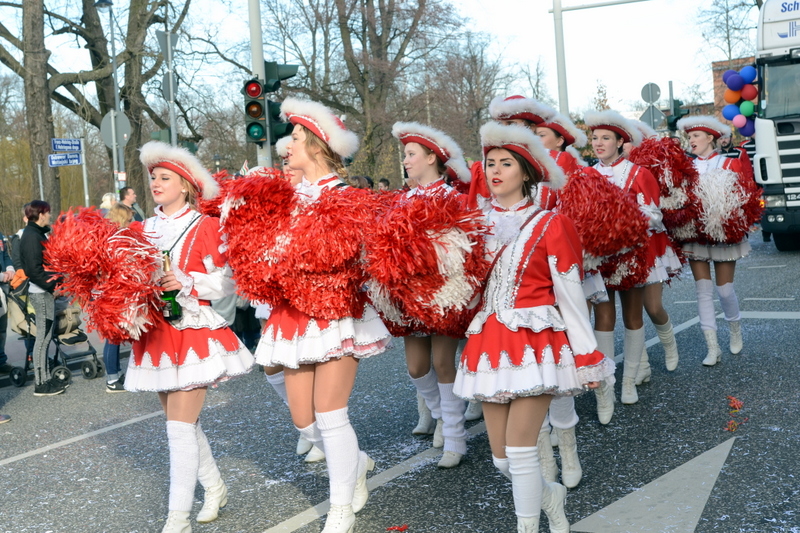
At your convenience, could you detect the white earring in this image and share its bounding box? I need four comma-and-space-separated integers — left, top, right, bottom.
181, 189, 187, 193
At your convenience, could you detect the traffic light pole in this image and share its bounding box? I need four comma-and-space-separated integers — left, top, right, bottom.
248, 0, 271, 168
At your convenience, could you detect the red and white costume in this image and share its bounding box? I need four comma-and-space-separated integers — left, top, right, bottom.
681, 153, 753, 262
125, 205, 254, 392
254, 174, 392, 368
455, 122, 613, 403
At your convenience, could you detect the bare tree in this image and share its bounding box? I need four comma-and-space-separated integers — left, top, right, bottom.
521, 57, 555, 107
593, 80, 610, 111
697, 0, 759, 63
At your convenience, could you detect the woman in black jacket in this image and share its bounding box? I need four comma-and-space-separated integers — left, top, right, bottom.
19, 200, 64, 397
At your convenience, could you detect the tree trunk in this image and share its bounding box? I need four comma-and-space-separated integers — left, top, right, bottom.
23, 0, 60, 212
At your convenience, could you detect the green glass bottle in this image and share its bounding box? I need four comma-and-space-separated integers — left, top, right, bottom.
161, 251, 182, 321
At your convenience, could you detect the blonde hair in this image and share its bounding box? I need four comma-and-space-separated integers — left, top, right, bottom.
300, 124, 349, 179
107, 203, 133, 228
180, 177, 198, 209
100, 193, 116, 209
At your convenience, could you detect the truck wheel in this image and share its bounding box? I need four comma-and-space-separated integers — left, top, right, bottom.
773, 233, 800, 252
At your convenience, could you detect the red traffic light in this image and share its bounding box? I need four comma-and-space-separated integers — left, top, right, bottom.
245, 80, 263, 98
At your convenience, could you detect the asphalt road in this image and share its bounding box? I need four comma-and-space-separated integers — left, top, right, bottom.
1, 236, 798, 533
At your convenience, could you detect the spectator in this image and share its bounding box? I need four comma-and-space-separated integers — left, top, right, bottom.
0, 230, 15, 374
119, 186, 146, 221
19, 200, 65, 397
102, 203, 133, 393
363, 175, 374, 189
9, 204, 35, 358
378, 178, 391, 192
99, 193, 116, 216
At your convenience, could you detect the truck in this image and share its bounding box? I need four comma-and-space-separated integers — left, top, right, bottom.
754, 0, 800, 251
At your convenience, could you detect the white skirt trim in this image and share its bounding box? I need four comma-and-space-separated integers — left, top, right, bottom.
682, 240, 751, 262
467, 305, 566, 336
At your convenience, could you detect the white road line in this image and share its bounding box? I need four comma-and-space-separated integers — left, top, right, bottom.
747, 264, 786, 269
263, 422, 487, 533
0, 410, 164, 467
742, 297, 795, 301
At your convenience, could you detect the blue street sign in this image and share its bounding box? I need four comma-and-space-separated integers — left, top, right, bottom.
47, 152, 82, 167
51, 138, 82, 152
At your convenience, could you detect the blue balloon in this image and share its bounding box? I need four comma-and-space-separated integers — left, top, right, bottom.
722, 104, 741, 120
727, 73, 745, 91
722, 69, 738, 84
739, 65, 757, 84
739, 119, 755, 137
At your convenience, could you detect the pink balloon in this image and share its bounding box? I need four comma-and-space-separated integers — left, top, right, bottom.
732, 114, 747, 128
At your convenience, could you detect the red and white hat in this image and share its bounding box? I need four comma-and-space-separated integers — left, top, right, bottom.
140, 141, 219, 200
540, 113, 587, 148
676, 115, 731, 140
280, 97, 359, 158
275, 135, 291, 159
630, 120, 658, 144
488, 95, 556, 126
584, 109, 642, 146
480, 122, 566, 190
392, 122, 471, 183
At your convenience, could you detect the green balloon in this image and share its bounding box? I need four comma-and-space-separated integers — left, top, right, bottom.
739, 100, 754, 117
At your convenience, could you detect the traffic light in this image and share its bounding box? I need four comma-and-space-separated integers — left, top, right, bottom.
264, 61, 299, 93
243, 79, 267, 144
667, 99, 689, 131
267, 100, 292, 145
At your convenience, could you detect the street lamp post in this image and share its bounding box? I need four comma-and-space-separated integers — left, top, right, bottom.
213, 154, 221, 174
95, 0, 124, 195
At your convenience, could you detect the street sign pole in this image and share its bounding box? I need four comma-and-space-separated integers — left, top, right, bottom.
81, 137, 90, 207
249, 0, 270, 168
37, 164, 43, 200
167, 32, 177, 146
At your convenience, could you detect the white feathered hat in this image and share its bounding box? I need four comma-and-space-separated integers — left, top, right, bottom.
676, 115, 731, 140
480, 122, 566, 190
630, 120, 658, 144
392, 122, 471, 183
584, 109, 642, 146
488, 95, 556, 125
280, 97, 359, 158
275, 135, 291, 159
140, 141, 218, 200
540, 113, 588, 148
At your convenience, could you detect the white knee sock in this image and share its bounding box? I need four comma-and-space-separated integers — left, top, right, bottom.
622, 327, 645, 380
548, 396, 578, 430
594, 330, 615, 361
166, 420, 199, 512
696, 279, 717, 331
196, 422, 222, 489
506, 446, 543, 519
265, 370, 289, 406
411, 369, 441, 419
296, 421, 325, 454
493, 455, 511, 480
316, 408, 360, 506
716, 283, 741, 322
438, 382, 467, 455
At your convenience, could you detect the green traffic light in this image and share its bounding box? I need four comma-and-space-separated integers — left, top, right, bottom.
247, 122, 265, 140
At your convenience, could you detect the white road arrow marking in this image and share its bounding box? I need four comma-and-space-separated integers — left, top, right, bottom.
570, 437, 736, 533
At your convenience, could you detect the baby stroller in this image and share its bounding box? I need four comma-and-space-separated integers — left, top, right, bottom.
6, 280, 101, 388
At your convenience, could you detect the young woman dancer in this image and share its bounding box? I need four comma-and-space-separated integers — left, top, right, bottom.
124, 141, 255, 532
250, 98, 392, 533
677, 116, 755, 365
455, 122, 612, 533
391, 121, 472, 468
585, 110, 667, 406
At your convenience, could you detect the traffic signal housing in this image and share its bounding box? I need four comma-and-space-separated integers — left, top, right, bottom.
667, 99, 689, 131
244, 79, 267, 144
267, 100, 292, 145
264, 61, 299, 93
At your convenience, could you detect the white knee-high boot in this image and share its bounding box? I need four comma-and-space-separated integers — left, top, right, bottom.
163, 421, 199, 533
195, 423, 227, 523
696, 279, 717, 331
593, 330, 616, 424
717, 282, 742, 354
411, 370, 440, 435
537, 418, 557, 483
437, 382, 467, 467
654, 319, 680, 371
265, 370, 289, 405
493, 455, 511, 480
635, 345, 651, 385
621, 327, 645, 405
506, 446, 542, 522
316, 408, 359, 507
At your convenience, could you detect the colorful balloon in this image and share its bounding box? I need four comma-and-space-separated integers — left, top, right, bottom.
722, 69, 738, 84
732, 114, 747, 128
724, 89, 742, 104
739, 100, 755, 117
740, 66, 757, 84
740, 119, 756, 137
722, 104, 741, 120
741, 84, 758, 101
727, 74, 745, 91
